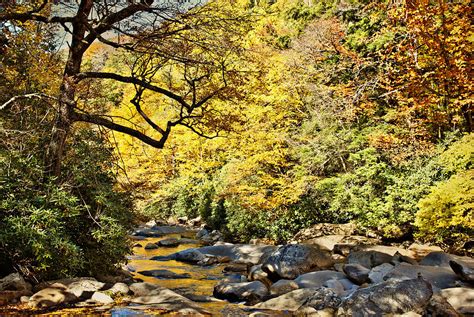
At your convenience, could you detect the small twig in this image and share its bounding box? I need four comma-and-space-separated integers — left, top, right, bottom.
0, 93, 57, 110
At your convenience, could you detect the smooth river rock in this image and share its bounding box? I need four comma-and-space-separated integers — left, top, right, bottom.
384, 263, 460, 290
261, 244, 333, 280
213, 281, 268, 304
293, 271, 347, 289
439, 287, 474, 315
346, 250, 393, 269
338, 277, 433, 316
137, 269, 191, 279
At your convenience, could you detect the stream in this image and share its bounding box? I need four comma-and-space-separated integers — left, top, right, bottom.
117, 230, 244, 316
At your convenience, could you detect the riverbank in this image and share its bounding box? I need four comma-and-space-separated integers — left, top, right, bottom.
1, 222, 473, 316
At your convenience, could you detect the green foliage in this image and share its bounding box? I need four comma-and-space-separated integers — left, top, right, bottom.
0, 129, 134, 280
415, 170, 474, 245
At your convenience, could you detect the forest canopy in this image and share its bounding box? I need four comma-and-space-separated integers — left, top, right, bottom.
0, 0, 472, 280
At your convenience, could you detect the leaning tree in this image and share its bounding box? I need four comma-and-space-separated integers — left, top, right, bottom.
0, 0, 247, 177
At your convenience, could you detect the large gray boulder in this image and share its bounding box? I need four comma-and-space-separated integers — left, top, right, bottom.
346, 250, 393, 269
254, 288, 339, 312
129, 282, 162, 296
338, 277, 433, 316
449, 259, 474, 283
384, 263, 460, 290
368, 263, 395, 284
261, 244, 333, 280
213, 281, 268, 304
131, 286, 208, 315
420, 251, 474, 268
66, 279, 105, 298
293, 271, 347, 289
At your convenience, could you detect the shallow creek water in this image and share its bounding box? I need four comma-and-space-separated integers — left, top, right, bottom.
118, 232, 243, 316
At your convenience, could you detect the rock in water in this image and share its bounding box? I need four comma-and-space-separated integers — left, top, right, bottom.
269, 279, 299, 296
158, 238, 180, 247
138, 269, 191, 279
213, 281, 268, 304
144, 242, 159, 250
261, 244, 333, 280
338, 277, 433, 316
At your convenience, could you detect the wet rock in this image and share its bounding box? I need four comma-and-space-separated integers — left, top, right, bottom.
29, 283, 78, 308
132, 228, 163, 237
384, 263, 460, 290
346, 250, 394, 269
154, 244, 276, 265
107, 282, 129, 295
224, 263, 250, 273
343, 263, 370, 285
214, 281, 268, 304
254, 288, 332, 312
131, 286, 208, 315
261, 244, 333, 280
196, 228, 209, 239
292, 223, 357, 242
338, 277, 433, 316
66, 279, 105, 298
248, 265, 271, 287
0, 273, 32, 292
157, 238, 180, 247
368, 263, 394, 284
144, 242, 159, 250
129, 282, 162, 296
221, 274, 248, 284
138, 269, 191, 279
439, 287, 474, 315
269, 279, 299, 296
449, 259, 474, 282
178, 238, 201, 245
133, 243, 142, 248
90, 291, 114, 304
293, 271, 346, 289
150, 225, 187, 235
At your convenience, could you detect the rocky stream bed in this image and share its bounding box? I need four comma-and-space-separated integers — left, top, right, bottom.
0, 222, 473, 316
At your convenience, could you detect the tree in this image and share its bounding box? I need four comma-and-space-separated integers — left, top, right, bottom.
0, 0, 247, 177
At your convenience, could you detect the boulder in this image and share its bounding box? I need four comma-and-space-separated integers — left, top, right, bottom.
439, 287, 474, 315
0, 290, 32, 305
107, 282, 129, 295
248, 265, 271, 287
213, 281, 268, 304
137, 269, 191, 279
144, 242, 159, 250
384, 263, 460, 290
391, 251, 418, 265
420, 251, 474, 268
346, 250, 393, 269
294, 271, 347, 289
343, 264, 370, 285
299, 287, 342, 310
254, 288, 335, 312
131, 286, 207, 315
0, 273, 32, 292
90, 291, 114, 304
29, 283, 78, 308
368, 263, 395, 284
158, 238, 180, 247
338, 277, 433, 316
66, 279, 105, 298
129, 282, 162, 296
295, 307, 335, 317
449, 260, 474, 283
425, 294, 460, 317
261, 244, 333, 280
292, 223, 357, 242
223, 263, 250, 273
269, 279, 299, 296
